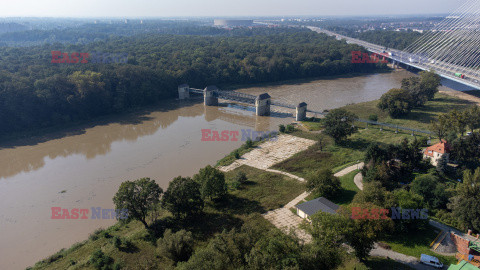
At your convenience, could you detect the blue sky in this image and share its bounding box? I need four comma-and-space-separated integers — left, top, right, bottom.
0, 0, 468, 17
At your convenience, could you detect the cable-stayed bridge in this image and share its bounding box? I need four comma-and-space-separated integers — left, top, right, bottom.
308, 0, 480, 90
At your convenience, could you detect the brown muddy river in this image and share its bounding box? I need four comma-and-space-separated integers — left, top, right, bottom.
0, 70, 446, 269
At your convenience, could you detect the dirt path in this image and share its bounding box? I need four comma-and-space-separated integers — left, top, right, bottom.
354, 172, 364, 190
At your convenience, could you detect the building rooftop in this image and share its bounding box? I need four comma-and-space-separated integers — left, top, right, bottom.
256, 93, 271, 100
448, 260, 480, 270
424, 139, 451, 157
296, 197, 339, 216
204, 85, 219, 91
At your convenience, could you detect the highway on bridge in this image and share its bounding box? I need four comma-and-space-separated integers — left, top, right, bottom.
307, 26, 480, 90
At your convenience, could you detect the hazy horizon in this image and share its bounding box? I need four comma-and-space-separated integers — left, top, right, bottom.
0, 0, 467, 17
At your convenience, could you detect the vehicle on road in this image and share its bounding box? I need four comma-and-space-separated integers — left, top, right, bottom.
420, 254, 444, 268
455, 73, 466, 79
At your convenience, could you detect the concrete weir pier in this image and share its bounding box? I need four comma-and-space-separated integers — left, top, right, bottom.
178, 84, 190, 100
255, 93, 271, 116
204, 85, 219, 106
296, 102, 307, 121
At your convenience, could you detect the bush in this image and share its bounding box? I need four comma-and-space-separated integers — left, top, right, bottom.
245, 139, 254, 148
157, 229, 194, 263
368, 114, 378, 122
89, 228, 105, 241
113, 236, 122, 249
279, 124, 286, 133
89, 249, 114, 270
234, 150, 240, 159
285, 124, 295, 133
234, 171, 248, 184
229, 179, 241, 190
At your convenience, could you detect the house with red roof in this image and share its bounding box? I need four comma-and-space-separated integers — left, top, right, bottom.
424, 140, 451, 166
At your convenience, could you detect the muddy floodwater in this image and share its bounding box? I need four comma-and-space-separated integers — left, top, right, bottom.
0, 70, 437, 269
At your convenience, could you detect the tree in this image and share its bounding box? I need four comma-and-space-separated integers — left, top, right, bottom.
193, 165, 227, 200
353, 181, 395, 208
465, 105, 480, 133
113, 177, 163, 228
308, 211, 348, 247
448, 109, 468, 136
411, 174, 449, 209
157, 229, 194, 263
162, 176, 203, 219
323, 108, 358, 143
393, 189, 428, 232
436, 154, 448, 174
430, 114, 450, 140
450, 132, 480, 169
450, 168, 480, 232
401, 77, 426, 107
246, 230, 301, 269
306, 169, 341, 199
309, 206, 391, 262
419, 70, 441, 100
377, 88, 413, 118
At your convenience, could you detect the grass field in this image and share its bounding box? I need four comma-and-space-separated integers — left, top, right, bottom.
30, 166, 305, 270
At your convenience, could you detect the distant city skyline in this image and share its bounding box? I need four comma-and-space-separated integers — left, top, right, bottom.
0, 0, 468, 17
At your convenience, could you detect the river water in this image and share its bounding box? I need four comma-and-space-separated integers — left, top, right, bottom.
0, 70, 442, 269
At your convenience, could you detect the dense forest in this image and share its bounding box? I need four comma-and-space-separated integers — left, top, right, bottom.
0, 27, 383, 138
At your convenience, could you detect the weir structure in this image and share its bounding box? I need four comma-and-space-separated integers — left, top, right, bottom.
177, 84, 307, 120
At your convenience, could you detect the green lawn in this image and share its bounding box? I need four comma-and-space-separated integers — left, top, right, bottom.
380, 225, 457, 266
225, 165, 306, 211
301, 119, 324, 131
